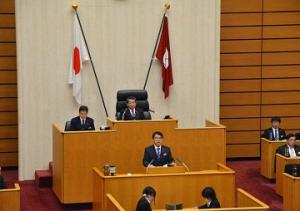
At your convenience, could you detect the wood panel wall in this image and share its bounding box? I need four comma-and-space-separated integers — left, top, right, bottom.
221, 0, 300, 158
0, 0, 17, 166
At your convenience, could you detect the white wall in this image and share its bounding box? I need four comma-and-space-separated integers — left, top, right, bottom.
16, 0, 220, 180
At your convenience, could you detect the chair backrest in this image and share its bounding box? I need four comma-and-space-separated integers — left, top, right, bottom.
64, 121, 72, 131
116, 89, 151, 120
295, 133, 300, 140
284, 164, 300, 177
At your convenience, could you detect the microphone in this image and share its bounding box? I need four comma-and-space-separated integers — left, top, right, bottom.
176, 158, 190, 172
146, 159, 154, 173
121, 108, 128, 120
149, 108, 171, 119
147, 159, 154, 167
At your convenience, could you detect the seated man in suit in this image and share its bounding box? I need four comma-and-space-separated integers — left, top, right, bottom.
143, 131, 175, 167
119, 96, 145, 120
261, 116, 286, 141
135, 186, 156, 211
70, 105, 95, 131
276, 133, 300, 157
198, 187, 221, 209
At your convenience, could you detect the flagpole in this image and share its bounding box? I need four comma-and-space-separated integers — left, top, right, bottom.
143, 4, 170, 90
72, 4, 109, 118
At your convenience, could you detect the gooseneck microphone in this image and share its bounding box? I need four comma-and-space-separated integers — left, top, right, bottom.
147, 159, 154, 167
146, 159, 155, 173
121, 108, 128, 120
176, 158, 190, 172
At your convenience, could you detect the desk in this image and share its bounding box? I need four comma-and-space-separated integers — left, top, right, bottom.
105, 188, 269, 211
0, 183, 20, 211
93, 163, 235, 211
153, 189, 269, 211
260, 138, 287, 179
283, 173, 300, 211
53, 118, 226, 203
275, 154, 300, 196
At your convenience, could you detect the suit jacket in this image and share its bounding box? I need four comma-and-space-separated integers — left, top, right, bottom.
261, 128, 286, 140
118, 107, 145, 120
198, 199, 221, 209
135, 196, 152, 211
70, 116, 95, 131
0, 175, 5, 189
143, 145, 174, 167
276, 144, 300, 157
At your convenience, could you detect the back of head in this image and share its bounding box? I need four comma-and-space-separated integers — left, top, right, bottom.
202, 187, 217, 200
143, 186, 156, 198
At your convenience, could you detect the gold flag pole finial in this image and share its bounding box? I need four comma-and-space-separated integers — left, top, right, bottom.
164, 3, 170, 12
72, 4, 78, 11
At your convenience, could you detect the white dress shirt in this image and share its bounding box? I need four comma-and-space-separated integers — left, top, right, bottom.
288, 145, 297, 158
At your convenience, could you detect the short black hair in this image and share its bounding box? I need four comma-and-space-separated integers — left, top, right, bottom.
202, 187, 217, 200
271, 116, 281, 123
286, 134, 296, 140
143, 186, 156, 198
126, 96, 136, 103
79, 105, 88, 113
152, 131, 164, 139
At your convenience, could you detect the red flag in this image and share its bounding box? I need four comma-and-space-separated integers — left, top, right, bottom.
155, 14, 173, 98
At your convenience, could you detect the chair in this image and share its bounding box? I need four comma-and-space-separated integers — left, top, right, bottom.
116, 89, 151, 120
285, 164, 300, 177
64, 121, 72, 131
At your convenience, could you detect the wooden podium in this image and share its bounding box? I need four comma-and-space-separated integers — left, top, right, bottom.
260, 138, 287, 179
146, 166, 186, 174
283, 173, 300, 211
52, 118, 226, 203
93, 163, 235, 211
275, 154, 300, 196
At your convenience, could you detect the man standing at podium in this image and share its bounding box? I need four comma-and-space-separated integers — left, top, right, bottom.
261, 116, 286, 141
70, 105, 95, 131
143, 131, 175, 167
119, 96, 145, 120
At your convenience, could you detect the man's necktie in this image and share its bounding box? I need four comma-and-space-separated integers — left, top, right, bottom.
156, 148, 161, 159
131, 109, 136, 118
275, 129, 279, 140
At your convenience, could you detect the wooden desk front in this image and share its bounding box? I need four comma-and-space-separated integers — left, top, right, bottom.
0, 183, 20, 211
275, 154, 300, 196
260, 138, 287, 179
153, 189, 269, 211
53, 119, 226, 203
93, 163, 235, 211
283, 173, 300, 211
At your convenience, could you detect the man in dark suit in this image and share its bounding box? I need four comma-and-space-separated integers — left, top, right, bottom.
135, 186, 156, 211
118, 96, 145, 120
70, 105, 95, 131
143, 131, 175, 167
261, 116, 286, 141
198, 187, 221, 209
276, 134, 300, 158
